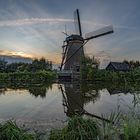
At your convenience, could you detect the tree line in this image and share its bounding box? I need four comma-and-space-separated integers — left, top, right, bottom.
123, 60, 140, 69
0, 57, 52, 73
81, 56, 140, 81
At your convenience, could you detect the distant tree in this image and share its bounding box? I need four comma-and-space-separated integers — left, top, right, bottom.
123, 60, 140, 69
0, 57, 53, 73
6, 63, 18, 72
123, 60, 129, 65
28, 57, 52, 72
135, 60, 140, 68
81, 55, 100, 79
46, 60, 52, 70
6, 62, 28, 72
82, 56, 99, 69
0, 59, 7, 72
17, 63, 29, 72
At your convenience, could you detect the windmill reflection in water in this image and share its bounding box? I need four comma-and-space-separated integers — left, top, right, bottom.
59, 82, 111, 123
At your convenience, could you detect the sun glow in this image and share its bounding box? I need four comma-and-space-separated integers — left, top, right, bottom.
10, 51, 33, 58
0, 49, 62, 64
0, 50, 33, 58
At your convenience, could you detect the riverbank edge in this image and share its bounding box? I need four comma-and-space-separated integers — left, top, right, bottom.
0, 114, 140, 140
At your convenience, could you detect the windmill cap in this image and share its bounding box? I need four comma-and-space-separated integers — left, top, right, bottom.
66, 34, 84, 42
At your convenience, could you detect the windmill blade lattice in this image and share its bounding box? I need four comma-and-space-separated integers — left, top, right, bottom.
85, 25, 113, 40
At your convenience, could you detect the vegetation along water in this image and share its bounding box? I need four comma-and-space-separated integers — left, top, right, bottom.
0, 58, 140, 139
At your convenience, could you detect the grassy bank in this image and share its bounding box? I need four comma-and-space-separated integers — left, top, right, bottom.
49, 116, 99, 140
82, 69, 140, 83
0, 121, 36, 140
49, 114, 140, 140
1, 114, 140, 140
0, 70, 56, 84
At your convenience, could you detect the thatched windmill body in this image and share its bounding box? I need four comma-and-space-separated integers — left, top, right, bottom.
60, 9, 114, 73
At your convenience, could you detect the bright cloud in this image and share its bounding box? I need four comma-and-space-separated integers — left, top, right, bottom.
0, 18, 73, 27
0, 49, 33, 58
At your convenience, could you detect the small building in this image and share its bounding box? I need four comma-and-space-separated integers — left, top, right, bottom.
106, 62, 130, 72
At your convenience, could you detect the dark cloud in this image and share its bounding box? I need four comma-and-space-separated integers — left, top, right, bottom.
0, 54, 32, 63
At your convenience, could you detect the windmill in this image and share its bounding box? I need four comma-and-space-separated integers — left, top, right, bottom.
60, 9, 114, 73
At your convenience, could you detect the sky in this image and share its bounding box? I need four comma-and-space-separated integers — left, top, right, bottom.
0, 0, 140, 66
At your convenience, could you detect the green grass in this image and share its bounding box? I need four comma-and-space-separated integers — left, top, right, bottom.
0, 70, 56, 84
0, 121, 36, 140
49, 116, 100, 140
99, 113, 140, 140
0, 115, 140, 140
49, 114, 140, 140
122, 115, 140, 140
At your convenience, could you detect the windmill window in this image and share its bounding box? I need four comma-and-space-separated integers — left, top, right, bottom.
70, 66, 73, 70
76, 66, 80, 72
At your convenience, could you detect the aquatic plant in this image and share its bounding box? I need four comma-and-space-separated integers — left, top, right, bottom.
0, 121, 36, 140
49, 116, 100, 140
121, 115, 140, 140
99, 112, 140, 140
0, 115, 140, 140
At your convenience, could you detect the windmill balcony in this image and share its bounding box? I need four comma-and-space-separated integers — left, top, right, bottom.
57, 70, 80, 81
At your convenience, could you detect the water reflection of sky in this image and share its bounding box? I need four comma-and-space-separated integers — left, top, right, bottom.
85, 89, 139, 115
0, 85, 67, 130
0, 83, 139, 131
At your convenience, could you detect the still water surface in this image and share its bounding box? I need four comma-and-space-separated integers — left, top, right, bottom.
0, 82, 139, 131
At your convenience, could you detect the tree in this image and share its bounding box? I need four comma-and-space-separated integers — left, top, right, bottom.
0, 57, 53, 73
123, 60, 140, 69
0, 59, 7, 72
6, 62, 29, 72
28, 57, 52, 72
81, 55, 100, 80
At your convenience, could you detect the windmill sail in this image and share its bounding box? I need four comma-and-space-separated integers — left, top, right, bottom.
74, 9, 82, 36
85, 25, 113, 40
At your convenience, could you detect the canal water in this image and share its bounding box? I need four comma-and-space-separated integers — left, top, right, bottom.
0, 82, 140, 131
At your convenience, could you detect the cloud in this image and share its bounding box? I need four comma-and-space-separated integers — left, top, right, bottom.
0, 16, 137, 32
0, 50, 5, 53
0, 49, 62, 64
94, 50, 111, 58
0, 18, 73, 27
